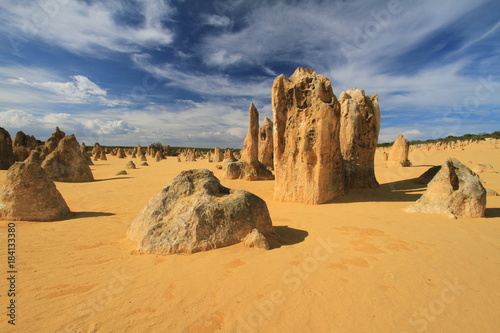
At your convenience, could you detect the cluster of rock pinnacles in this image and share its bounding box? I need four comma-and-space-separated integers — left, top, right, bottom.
0, 67, 489, 255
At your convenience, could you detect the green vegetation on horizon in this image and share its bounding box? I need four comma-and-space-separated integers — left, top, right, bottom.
377, 131, 500, 148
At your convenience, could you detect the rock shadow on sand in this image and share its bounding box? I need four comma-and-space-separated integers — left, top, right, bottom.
67, 212, 116, 220
485, 208, 500, 218
269, 226, 308, 249
333, 178, 424, 203
94, 177, 133, 182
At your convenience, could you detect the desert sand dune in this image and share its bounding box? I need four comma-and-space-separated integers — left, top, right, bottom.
0, 141, 499, 333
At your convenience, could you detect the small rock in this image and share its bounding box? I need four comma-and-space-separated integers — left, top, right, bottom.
472, 164, 496, 173
126, 161, 136, 169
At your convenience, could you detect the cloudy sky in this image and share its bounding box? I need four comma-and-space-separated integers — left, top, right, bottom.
0, 0, 498, 147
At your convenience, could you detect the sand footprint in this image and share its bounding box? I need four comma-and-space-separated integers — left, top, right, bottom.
164, 283, 176, 299
329, 257, 370, 270
224, 258, 246, 275
189, 311, 225, 333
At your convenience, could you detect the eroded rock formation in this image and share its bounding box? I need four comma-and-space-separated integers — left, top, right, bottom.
339, 88, 380, 189
387, 134, 410, 167
272, 67, 346, 204
406, 158, 486, 218
44, 127, 66, 154
258, 117, 274, 169
0, 150, 71, 221
41, 135, 94, 182
0, 127, 14, 170
128, 169, 275, 254
13, 131, 38, 162
224, 103, 274, 181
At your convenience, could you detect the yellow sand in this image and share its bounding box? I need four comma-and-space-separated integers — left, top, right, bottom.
1, 141, 499, 333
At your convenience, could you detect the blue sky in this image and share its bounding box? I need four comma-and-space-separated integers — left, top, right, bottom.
0, 0, 498, 148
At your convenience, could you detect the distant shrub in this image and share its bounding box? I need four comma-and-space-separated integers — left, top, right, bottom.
379, 131, 499, 147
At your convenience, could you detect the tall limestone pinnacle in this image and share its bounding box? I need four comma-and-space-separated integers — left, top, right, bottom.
258, 117, 274, 169
272, 67, 346, 204
339, 88, 380, 189
239, 102, 259, 163
223, 103, 274, 181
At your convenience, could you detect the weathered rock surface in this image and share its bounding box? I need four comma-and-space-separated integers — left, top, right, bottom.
155, 151, 165, 161
224, 103, 274, 181
44, 127, 66, 154
91, 142, 102, 155
223, 149, 237, 164
258, 117, 274, 169
41, 135, 94, 182
406, 158, 486, 218
116, 170, 127, 176
126, 161, 136, 169
0, 150, 71, 221
486, 188, 498, 196
12, 131, 38, 162
387, 134, 410, 167
240, 103, 260, 162
272, 67, 346, 204
100, 151, 107, 161
224, 161, 275, 181
213, 147, 224, 162
0, 127, 14, 170
117, 148, 126, 159
339, 88, 380, 189
128, 169, 275, 254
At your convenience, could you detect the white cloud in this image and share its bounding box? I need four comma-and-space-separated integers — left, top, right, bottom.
199, 0, 488, 70
203, 14, 232, 28
0, 98, 257, 148
7, 75, 129, 106
195, 0, 498, 113
0, 0, 174, 55
403, 129, 423, 138
205, 50, 243, 67
132, 53, 272, 98
0, 108, 137, 145
85, 119, 138, 136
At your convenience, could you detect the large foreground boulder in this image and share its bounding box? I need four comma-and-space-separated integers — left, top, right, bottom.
339, 88, 380, 189
41, 135, 94, 182
0, 151, 71, 221
272, 67, 346, 204
128, 169, 275, 254
406, 158, 486, 218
